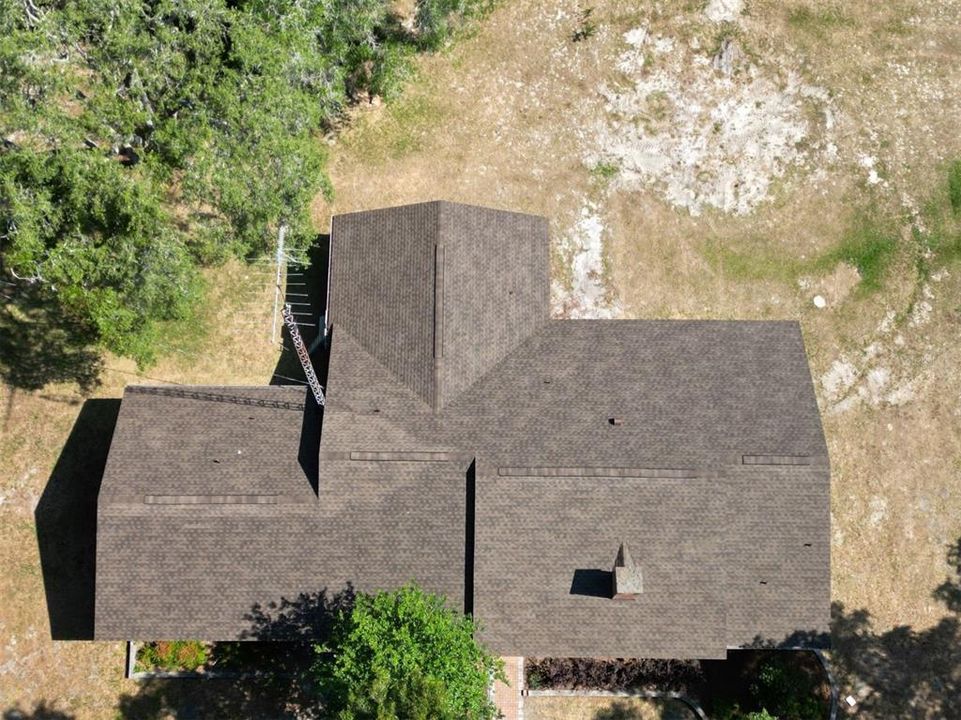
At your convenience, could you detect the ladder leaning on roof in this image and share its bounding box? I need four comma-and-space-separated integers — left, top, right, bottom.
283, 302, 326, 407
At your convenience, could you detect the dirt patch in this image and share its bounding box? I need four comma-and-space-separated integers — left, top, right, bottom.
552, 203, 622, 318
704, 0, 744, 24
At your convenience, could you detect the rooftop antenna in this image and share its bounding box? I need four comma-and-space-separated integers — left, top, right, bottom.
283, 303, 326, 407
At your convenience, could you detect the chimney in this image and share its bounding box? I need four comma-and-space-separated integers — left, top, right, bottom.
612, 542, 643, 600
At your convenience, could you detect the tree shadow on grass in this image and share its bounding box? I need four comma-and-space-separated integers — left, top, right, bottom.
828, 538, 961, 718
115, 678, 307, 720
1, 701, 76, 720
35, 398, 120, 640
0, 287, 102, 392
746, 537, 961, 719
593, 700, 647, 720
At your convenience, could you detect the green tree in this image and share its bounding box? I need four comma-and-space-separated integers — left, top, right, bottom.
316, 585, 503, 720
2, 0, 487, 376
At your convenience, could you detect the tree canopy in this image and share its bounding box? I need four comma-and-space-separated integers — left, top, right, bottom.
1, 0, 485, 371
315, 585, 503, 720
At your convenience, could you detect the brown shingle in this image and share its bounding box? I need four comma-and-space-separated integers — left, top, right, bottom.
95, 202, 830, 658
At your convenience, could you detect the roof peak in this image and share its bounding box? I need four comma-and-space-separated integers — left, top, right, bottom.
328, 201, 549, 410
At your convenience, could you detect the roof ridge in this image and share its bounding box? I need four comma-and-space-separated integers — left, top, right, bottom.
432, 222, 445, 410
327, 325, 436, 414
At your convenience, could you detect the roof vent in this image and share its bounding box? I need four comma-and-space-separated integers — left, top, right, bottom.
612, 542, 643, 600
608, 417, 623, 426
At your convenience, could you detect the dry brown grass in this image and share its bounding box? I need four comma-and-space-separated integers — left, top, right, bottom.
525, 695, 694, 720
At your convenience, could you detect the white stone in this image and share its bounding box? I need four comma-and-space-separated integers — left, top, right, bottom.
592, 28, 832, 216
813, 295, 827, 308
704, 0, 744, 23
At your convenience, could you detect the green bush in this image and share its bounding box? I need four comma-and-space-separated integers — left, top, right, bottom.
136, 641, 208, 673
415, 0, 493, 49
748, 656, 822, 720
315, 585, 503, 720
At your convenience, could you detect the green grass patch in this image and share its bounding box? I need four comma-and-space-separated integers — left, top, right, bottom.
817, 216, 898, 292
914, 161, 961, 271
701, 237, 807, 283
948, 160, 961, 215
590, 161, 620, 182
344, 92, 441, 164
701, 160, 961, 298
787, 4, 854, 37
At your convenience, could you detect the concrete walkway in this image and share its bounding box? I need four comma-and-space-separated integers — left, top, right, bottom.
493, 656, 524, 720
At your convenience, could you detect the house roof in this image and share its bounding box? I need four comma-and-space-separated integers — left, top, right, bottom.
95, 386, 466, 640
328, 201, 549, 410
321, 317, 830, 658
95, 201, 830, 657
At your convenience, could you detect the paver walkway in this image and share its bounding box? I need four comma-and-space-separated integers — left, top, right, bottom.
493, 656, 524, 720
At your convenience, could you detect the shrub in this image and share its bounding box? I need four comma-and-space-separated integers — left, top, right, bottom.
315, 585, 503, 719
136, 641, 208, 673
746, 655, 823, 720
524, 657, 705, 694
415, 0, 492, 49
1, 0, 479, 372
572, 8, 597, 42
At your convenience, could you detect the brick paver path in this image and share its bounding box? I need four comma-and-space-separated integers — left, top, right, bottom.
493, 656, 524, 720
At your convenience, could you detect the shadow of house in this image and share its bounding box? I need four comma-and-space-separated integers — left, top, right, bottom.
272, 236, 329, 496
115, 586, 356, 720
271, 235, 330, 387
35, 398, 120, 640
297, 391, 323, 496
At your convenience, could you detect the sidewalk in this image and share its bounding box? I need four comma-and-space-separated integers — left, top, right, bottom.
493, 656, 524, 720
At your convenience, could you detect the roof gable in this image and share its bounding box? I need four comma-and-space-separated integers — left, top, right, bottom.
328, 201, 549, 410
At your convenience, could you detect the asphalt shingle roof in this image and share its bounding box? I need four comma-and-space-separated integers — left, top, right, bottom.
95, 201, 830, 658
